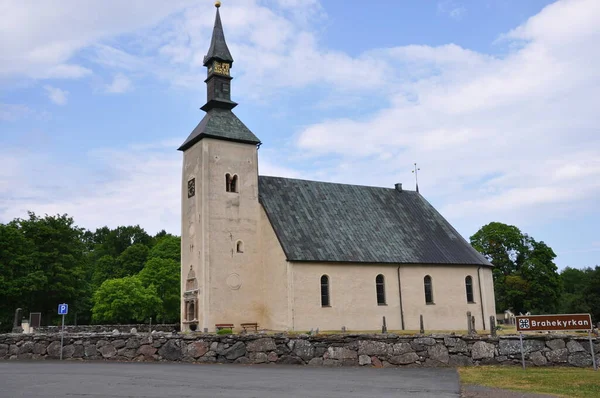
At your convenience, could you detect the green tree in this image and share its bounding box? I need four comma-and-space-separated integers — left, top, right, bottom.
91, 255, 119, 288
6, 212, 89, 327
138, 257, 180, 323
148, 235, 180, 262
0, 222, 36, 332
583, 266, 600, 322
470, 222, 562, 314
558, 266, 600, 322
92, 276, 162, 324
116, 243, 149, 277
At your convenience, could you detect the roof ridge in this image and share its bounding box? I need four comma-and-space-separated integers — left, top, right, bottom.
258, 175, 416, 192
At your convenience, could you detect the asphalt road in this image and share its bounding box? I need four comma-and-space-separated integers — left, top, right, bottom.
0, 361, 460, 398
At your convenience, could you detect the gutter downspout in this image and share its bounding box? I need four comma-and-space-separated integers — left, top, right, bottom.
477, 267, 486, 330
397, 266, 405, 330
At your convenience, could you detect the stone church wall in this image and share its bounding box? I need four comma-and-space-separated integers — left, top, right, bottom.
1, 332, 597, 368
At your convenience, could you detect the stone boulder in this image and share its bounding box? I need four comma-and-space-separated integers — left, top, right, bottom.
18, 341, 34, 355
472, 341, 495, 360
357, 340, 389, 356
47, 341, 62, 358
359, 355, 372, 366
392, 343, 413, 356
566, 340, 585, 353
428, 344, 449, 364
568, 352, 592, 367
158, 339, 182, 361
62, 345, 75, 359
327, 347, 357, 360
249, 352, 268, 364
546, 339, 565, 350
223, 341, 246, 360
530, 351, 547, 366
388, 352, 419, 365
546, 348, 568, 363
99, 344, 117, 358
126, 338, 141, 349
246, 338, 276, 352
498, 339, 544, 356
186, 342, 209, 358
292, 340, 315, 361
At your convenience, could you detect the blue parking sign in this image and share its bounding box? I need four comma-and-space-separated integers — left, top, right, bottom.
58, 303, 68, 315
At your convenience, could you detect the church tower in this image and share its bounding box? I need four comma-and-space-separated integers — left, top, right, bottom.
178, 2, 262, 332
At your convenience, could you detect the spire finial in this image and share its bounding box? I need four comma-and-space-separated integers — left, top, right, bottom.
215, 1, 221, 8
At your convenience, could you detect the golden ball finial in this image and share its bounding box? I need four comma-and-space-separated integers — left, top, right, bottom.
215, 1, 221, 8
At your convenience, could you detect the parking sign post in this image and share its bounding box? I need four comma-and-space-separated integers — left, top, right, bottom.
58, 304, 68, 360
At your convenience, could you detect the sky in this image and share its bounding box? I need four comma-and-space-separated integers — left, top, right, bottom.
1, 0, 599, 270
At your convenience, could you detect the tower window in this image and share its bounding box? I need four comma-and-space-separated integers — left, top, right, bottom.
321, 275, 330, 307
376, 274, 386, 305
226, 173, 239, 193
465, 276, 474, 303
424, 275, 434, 304
236, 240, 244, 253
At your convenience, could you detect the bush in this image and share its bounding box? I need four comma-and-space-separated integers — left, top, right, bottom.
216, 328, 232, 335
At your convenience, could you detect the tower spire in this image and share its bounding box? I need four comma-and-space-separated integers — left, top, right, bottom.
203, 1, 233, 66
178, 1, 260, 151
200, 1, 237, 112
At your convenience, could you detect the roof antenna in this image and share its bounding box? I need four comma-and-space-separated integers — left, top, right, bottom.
412, 163, 420, 193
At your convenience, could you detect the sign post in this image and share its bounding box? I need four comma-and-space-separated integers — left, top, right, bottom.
589, 330, 597, 371
516, 313, 596, 371
58, 303, 68, 360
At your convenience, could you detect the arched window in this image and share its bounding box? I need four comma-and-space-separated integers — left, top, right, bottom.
231, 174, 238, 193
186, 300, 196, 321
465, 276, 474, 303
424, 275, 434, 304
320, 275, 330, 307
225, 174, 239, 193
376, 274, 386, 305
236, 240, 244, 253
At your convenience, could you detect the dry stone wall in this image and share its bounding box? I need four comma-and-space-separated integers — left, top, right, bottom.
31, 324, 178, 334
0, 333, 597, 368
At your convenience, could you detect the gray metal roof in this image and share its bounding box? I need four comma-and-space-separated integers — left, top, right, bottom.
258, 176, 491, 266
178, 108, 261, 151
203, 8, 233, 66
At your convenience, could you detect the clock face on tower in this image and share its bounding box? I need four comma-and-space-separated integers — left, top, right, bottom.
212, 61, 230, 76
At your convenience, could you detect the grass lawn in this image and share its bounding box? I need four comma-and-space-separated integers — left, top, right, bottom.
459, 366, 600, 398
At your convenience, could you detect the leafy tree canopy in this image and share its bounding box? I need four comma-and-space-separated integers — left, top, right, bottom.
470, 222, 562, 314
92, 276, 162, 324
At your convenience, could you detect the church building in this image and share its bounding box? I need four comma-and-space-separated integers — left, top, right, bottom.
179, 3, 496, 333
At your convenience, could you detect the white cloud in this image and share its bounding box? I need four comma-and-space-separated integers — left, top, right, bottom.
0, 0, 195, 81
295, 0, 600, 228
105, 73, 133, 94
44, 85, 68, 105
0, 143, 303, 235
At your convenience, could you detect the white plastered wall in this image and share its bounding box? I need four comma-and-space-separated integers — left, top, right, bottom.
289, 263, 496, 332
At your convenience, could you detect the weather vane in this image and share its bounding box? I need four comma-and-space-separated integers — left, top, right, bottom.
412, 163, 420, 193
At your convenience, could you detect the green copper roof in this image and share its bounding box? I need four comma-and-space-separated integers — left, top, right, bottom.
258, 176, 491, 265
203, 8, 233, 66
178, 108, 261, 151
